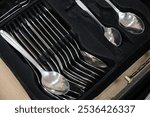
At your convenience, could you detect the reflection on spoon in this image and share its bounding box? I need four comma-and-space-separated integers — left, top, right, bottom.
0, 30, 70, 96
75, 0, 122, 47
104, 0, 145, 34
81, 51, 108, 68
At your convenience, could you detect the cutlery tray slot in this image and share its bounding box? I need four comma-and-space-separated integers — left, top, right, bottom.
0, 0, 32, 23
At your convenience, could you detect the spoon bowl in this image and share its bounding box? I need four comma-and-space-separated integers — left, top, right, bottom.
81, 51, 108, 68
104, 0, 145, 35
0, 30, 70, 95
118, 12, 145, 34
75, 0, 122, 47
41, 71, 70, 95
104, 27, 122, 47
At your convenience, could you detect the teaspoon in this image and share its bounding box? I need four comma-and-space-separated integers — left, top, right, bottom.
37, 6, 108, 69
75, 0, 122, 47
81, 51, 107, 68
0, 30, 70, 95
104, 0, 145, 34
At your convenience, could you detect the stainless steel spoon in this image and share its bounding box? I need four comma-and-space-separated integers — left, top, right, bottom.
0, 30, 70, 95
75, 0, 122, 47
20, 16, 93, 85
0, 0, 31, 23
81, 51, 107, 68
104, 0, 145, 34
42, 5, 108, 70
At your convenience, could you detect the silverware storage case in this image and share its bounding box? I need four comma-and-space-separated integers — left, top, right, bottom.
0, 0, 150, 99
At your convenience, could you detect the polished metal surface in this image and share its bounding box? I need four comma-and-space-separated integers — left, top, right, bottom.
22, 14, 95, 85
0, 2, 110, 99
0, 0, 31, 23
125, 58, 150, 83
39, 6, 108, 70
81, 51, 107, 68
145, 93, 150, 100
75, 0, 122, 47
0, 30, 70, 95
105, 0, 145, 34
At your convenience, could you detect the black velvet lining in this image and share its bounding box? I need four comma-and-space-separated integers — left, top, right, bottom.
0, 0, 149, 99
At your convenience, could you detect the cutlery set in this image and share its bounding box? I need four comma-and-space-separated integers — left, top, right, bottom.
0, 0, 148, 99
0, 0, 31, 23
74, 0, 145, 47
0, 1, 109, 99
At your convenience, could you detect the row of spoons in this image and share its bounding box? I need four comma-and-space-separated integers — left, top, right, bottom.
74, 0, 145, 47
0, 2, 109, 98
0, 0, 31, 23
0, 0, 145, 99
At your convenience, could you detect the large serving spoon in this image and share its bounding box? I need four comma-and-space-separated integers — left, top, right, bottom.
0, 30, 70, 95
104, 0, 145, 34
75, 0, 122, 47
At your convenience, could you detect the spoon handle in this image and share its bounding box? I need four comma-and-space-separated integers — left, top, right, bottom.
0, 30, 45, 72
75, 0, 105, 28
104, 0, 120, 14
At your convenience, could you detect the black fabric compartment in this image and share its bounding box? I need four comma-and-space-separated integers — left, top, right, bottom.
0, 35, 57, 100
0, 0, 150, 99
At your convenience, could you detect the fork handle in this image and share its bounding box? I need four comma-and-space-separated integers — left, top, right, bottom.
0, 30, 44, 73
